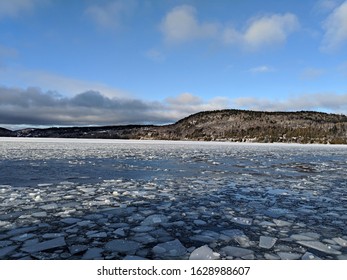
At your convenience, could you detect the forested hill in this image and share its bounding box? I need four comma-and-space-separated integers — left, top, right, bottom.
1, 110, 347, 144
0, 127, 14, 137
169, 110, 347, 144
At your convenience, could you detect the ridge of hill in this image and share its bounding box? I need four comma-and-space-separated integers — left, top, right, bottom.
0, 127, 15, 137
1, 109, 347, 144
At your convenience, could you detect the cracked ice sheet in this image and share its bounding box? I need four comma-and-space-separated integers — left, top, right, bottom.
0, 139, 347, 259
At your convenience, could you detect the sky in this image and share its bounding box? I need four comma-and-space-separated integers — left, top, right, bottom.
1, 0, 347, 129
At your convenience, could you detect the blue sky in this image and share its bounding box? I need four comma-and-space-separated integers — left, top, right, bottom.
1, 0, 347, 128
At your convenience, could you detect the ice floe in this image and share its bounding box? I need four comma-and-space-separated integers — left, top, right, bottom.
259, 236, 277, 249
152, 239, 187, 258
189, 245, 220, 260
0, 139, 346, 259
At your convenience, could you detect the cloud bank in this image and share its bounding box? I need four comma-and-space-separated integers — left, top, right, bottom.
0, 87, 229, 127
1, 86, 346, 129
234, 93, 347, 112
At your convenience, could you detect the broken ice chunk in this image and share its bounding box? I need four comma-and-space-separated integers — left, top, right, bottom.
131, 234, 156, 244
114, 228, 126, 237
0, 245, 18, 258
82, 248, 104, 260
194, 220, 207, 226
32, 211, 47, 218
231, 217, 253, 226
0, 221, 10, 227
22, 237, 66, 253
264, 208, 291, 218
60, 218, 82, 224
277, 252, 302, 260
190, 230, 220, 244
273, 219, 292, 227
131, 226, 155, 233
259, 236, 277, 249
264, 253, 280, 260
301, 252, 321, 260
40, 203, 58, 210
152, 239, 187, 257
297, 241, 341, 255
87, 232, 107, 238
221, 229, 245, 238
189, 245, 220, 260
123, 255, 148, 260
332, 237, 347, 247
221, 246, 254, 258
141, 215, 168, 226
290, 234, 315, 241
220, 229, 251, 247
105, 240, 141, 253
11, 233, 36, 242
33, 195, 42, 202
69, 245, 88, 255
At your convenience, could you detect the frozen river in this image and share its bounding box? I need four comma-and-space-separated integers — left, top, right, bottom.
0, 138, 346, 260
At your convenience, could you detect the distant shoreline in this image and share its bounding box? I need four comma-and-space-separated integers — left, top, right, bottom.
1, 137, 347, 147
1, 109, 347, 144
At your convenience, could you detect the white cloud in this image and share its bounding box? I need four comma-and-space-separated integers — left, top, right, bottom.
233, 93, 347, 113
249, 65, 275, 73
242, 13, 300, 51
224, 13, 300, 51
321, 1, 347, 51
160, 5, 219, 44
160, 5, 299, 51
314, 0, 340, 13
85, 0, 135, 30
300, 68, 325, 80
164, 93, 230, 118
0, 0, 36, 18
223, 26, 242, 45
165, 92, 202, 106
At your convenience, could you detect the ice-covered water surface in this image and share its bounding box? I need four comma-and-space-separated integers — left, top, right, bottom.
0, 138, 346, 260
